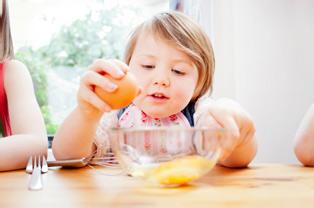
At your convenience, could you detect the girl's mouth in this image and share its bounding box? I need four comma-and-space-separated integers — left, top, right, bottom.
149, 93, 169, 100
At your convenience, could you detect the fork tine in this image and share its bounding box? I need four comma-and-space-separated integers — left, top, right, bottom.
41, 156, 48, 173
34, 155, 37, 168
26, 156, 33, 174
38, 156, 41, 169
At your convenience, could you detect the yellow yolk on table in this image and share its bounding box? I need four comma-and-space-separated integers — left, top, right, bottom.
128, 155, 216, 186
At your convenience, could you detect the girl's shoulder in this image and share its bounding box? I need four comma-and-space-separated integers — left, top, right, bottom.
3, 59, 36, 105
3, 59, 29, 74
3, 59, 32, 88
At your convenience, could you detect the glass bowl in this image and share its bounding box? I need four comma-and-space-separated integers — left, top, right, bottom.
109, 127, 223, 186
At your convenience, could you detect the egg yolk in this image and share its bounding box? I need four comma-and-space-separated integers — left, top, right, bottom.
145, 155, 216, 186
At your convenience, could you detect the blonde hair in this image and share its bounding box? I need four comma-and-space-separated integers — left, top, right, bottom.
0, 0, 14, 62
124, 11, 215, 101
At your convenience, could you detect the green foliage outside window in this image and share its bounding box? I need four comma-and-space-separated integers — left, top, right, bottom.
15, 6, 139, 134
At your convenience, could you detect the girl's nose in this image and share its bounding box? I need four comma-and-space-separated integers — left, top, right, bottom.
153, 72, 170, 87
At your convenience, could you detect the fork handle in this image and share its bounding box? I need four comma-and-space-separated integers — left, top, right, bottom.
28, 168, 43, 191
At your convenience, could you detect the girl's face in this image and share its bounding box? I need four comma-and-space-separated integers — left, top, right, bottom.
129, 32, 198, 118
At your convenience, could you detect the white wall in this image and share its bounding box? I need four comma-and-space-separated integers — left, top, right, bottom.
212, 0, 314, 163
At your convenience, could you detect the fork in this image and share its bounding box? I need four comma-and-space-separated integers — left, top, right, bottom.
26, 156, 47, 191
88, 152, 119, 167
26, 155, 48, 174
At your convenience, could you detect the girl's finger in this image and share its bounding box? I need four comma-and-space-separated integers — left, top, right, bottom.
89, 59, 125, 79
197, 112, 221, 128
209, 112, 240, 162
111, 59, 129, 73
210, 111, 240, 142
79, 85, 111, 112
194, 114, 222, 157
218, 133, 236, 162
236, 112, 256, 146
240, 124, 256, 147
219, 119, 255, 162
81, 71, 117, 92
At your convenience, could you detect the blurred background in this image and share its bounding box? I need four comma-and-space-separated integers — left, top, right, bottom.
10, 0, 314, 164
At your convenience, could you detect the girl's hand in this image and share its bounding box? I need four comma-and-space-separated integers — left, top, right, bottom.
294, 104, 314, 166
77, 59, 129, 118
197, 98, 256, 163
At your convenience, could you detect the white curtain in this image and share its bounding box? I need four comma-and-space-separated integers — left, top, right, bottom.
170, 0, 214, 40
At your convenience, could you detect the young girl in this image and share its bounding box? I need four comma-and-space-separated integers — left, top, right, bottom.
0, 0, 47, 171
52, 11, 257, 168
294, 104, 314, 166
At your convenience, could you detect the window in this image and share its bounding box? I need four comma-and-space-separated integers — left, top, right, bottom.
10, 0, 168, 134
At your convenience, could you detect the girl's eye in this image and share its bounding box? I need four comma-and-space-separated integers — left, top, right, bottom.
141, 65, 155, 69
172, 69, 185, 75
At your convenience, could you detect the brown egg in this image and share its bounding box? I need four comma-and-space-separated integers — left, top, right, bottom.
94, 72, 139, 109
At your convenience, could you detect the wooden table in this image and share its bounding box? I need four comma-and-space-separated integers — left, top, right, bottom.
1, 164, 314, 208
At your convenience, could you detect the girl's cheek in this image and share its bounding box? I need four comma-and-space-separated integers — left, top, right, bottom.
175, 90, 189, 99
134, 71, 150, 90
174, 79, 196, 98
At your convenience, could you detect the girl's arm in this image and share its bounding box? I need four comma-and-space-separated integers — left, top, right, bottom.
0, 60, 47, 171
52, 59, 127, 160
195, 97, 257, 168
52, 106, 103, 160
294, 104, 314, 166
